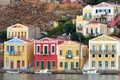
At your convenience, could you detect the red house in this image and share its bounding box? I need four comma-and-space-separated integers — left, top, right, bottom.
34, 37, 59, 70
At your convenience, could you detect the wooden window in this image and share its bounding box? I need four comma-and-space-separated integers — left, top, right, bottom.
52, 61, 55, 67
22, 60, 24, 66
52, 46, 55, 53
37, 45, 40, 53
60, 50, 62, 55
36, 61, 39, 67
60, 62, 63, 67
18, 46, 20, 52
22, 46, 24, 52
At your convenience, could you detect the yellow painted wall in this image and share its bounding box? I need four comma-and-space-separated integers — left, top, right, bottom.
89, 35, 118, 70
58, 41, 88, 70
4, 41, 33, 69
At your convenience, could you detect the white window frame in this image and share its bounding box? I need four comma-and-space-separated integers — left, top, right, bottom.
36, 44, 40, 54
43, 44, 48, 55
51, 44, 55, 54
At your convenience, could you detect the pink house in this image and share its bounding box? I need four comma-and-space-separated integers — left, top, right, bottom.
34, 37, 60, 70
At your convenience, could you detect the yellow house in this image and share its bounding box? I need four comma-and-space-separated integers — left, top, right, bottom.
7, 23, 40, 39
83, 22, 107, 37
58, 40, 88, 70
4, 38, 33, 69
76, 15, 90, 33
89, 35, 119, 70
83, 5, 93, 21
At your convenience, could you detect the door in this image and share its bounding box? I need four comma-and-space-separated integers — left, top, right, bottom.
47, 61, 51, 69
64, 62, 68, 70
17, 61, 20, 68
10, 62, 14, 69
41, 61, 44, 70
71, 62, 74, 70
98, 61, 102, 69
105, 61, 108, 70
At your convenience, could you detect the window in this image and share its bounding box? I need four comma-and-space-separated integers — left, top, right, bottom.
105, 45, 108, 52
52, 46, 55, 53
18, 46, 20, 52
111, 61, 115, 67
36, 61, 39, 67
44, 45, 48, 55
7, 46, 9, 52
76, 50, 79, 56
66, 50, 73, 58
60, 50, 62, 55
108, 9, 111, 13
86, 28, 88, 34
52, 61, 55, 67
96, 28, 98, 34
92, 54, 95, 58
10, 46, 14, 54
22, 46, 24, 52
78, 24, 82, 30
111, 54, 115, 58
99, 45, 102, 52
98, 54, 102, 58
105, 54, 108, 58
112, 45, 115, 52
22, 60, 24, 66
96, 10, 98, 13
92, 61, 95, 67
92, 45, 95, 52
84, 13, 87, 18
76, 62, 79, 67
37, 45, 40, 53
99, 9, 102, 12
60, 62, 63, 67
89, 13, 92, 18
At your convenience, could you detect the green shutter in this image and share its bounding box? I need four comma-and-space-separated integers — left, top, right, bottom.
60, 62, 63, 67
37, 46, 40, 52
41, 61, 44, 70
52, 46, 55, 52
52, 61, 55, 67
36, 61, 39, 67
44, 46, 48, 54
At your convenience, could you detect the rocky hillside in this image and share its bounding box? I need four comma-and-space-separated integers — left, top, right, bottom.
0, 2, 84, 31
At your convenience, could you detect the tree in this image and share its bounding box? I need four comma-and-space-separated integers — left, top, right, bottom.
0, 29, 7, 42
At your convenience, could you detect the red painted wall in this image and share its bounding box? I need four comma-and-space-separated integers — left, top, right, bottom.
34, 38, 58, 70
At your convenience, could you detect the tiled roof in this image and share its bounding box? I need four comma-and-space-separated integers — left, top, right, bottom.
94, 2, 114, 7
110, 36, 120, 40
20, 38, 32, 42
86, 21, 100, 25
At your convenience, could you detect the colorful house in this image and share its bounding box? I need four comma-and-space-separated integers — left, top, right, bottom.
4, 38, 34, 69
83, 22, 107, 37
83, 2, 120, 23
58, 40, 88, 70
89, 35, 120, 70
7, 23, 40, 40
34, 37, 59, 70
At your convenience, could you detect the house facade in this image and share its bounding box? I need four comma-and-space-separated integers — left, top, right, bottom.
34, 37, 59, 70
83, 22, 107, 36
7, 23, 40, 40
83, 2, 120, 23
89, 35, 120, 70
4, 38, 34, 69
58, 40, 88, 70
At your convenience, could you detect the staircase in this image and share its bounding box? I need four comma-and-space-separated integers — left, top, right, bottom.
82, 59, 89, 70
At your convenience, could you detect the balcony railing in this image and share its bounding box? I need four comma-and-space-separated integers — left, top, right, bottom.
66, 54, 73, 59
9, 51, 21, 56
90, 50, 117, 54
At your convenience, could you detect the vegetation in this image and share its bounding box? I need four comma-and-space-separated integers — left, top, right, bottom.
0, 29, 7, 42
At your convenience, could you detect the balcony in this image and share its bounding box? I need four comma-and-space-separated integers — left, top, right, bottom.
9, 51, 21, 56
66, 54, 73, 59
66, 50, 73, 59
